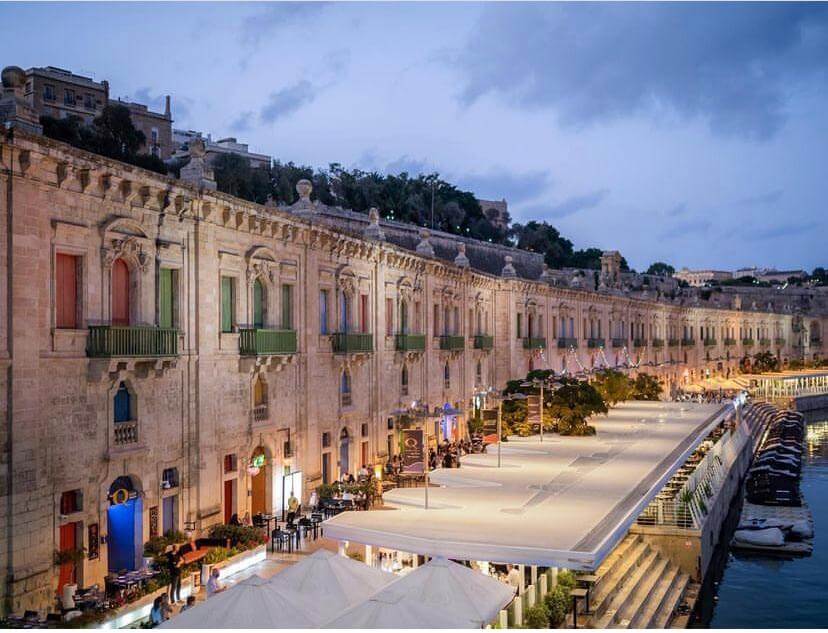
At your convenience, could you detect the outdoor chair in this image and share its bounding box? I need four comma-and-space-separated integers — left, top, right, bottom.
271, 528, 292, 553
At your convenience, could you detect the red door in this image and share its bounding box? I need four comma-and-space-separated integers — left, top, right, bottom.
58, 522, 78, 591
223, 480, 234, 524
111, 259, 130, 325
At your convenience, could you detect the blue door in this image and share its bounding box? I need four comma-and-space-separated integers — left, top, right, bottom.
107, 497, 143, 572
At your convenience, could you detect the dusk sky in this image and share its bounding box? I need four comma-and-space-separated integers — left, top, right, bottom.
3, 1, 827, 272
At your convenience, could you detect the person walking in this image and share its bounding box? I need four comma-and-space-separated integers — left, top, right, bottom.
286, 491, 300, 525
165, 544, 182, 604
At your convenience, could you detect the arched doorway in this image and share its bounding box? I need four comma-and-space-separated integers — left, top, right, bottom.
339, 428, 351, 477
250, 446, 268, 516
107, 475, 142, 573
111, 258, 130, 325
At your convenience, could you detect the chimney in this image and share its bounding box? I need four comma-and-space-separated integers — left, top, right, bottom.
165, 95, 171, 119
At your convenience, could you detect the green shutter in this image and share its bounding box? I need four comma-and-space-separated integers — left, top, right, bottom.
221, 277, 233, 332
253, 280, 264, 328
159, 269, 173, 328
281, 285, 292, 329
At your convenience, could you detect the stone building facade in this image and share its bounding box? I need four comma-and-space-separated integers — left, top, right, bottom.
0, 129, 824, 613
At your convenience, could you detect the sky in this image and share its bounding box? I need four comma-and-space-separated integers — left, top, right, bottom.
2, 1, 827, 272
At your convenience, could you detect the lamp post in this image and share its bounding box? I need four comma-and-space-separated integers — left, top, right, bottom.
396, 400, 444, 510
520, 377, 563, 442
487, 388, 529, 467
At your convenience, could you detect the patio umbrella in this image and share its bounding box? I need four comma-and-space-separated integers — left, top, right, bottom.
323, 586, 475, 629
160, 575, 322, 629
268, 548, 395, 621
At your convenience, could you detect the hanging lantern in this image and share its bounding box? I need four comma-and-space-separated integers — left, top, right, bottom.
247, 464, 260, 477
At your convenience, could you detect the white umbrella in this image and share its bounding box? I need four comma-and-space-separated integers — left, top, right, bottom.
268, 548, 395, 621
384, 558, 516, 627
160, 575, 322, 629
323, 586, 474, 629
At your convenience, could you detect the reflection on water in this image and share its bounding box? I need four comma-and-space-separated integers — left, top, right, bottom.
705, 411, 828, 628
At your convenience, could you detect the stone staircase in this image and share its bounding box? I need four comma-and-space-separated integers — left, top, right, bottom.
585, 534, 690, 629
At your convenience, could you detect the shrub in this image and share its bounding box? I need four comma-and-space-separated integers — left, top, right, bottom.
203, 547, 230, 565
207, 524, 267, 550
544, 586, 569, 627
556, 569, 576, 590
524, 603, 550, 629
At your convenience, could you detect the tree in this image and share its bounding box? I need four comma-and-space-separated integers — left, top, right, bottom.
751, 351, 779, 374
592, 369, 632, 405
90, 104, 146, 159
631, 373, 663, 400
213, 153, 271, 204
811, 267, 828, 285
511, 221, 574, 269
546, 377, 606, 436
646, 262, 675, 276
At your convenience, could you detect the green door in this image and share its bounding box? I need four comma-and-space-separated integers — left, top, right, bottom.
281, 285, 292, 329
221, 276, 233, 332
159, 269, 174, 328
253, 279, 264, 328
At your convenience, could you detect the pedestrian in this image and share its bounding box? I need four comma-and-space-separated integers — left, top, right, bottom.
150, 596, 165, 627
180, 595, 196, 613
165, 544, 182, 604
308, 489, 319, 512
286, 490, 300, 525
506, 564, 522, 591
206, 567, 225, 596
160, 594, 173, 621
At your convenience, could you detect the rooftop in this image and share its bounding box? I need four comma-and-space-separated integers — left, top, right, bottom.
324, 401, 728, 570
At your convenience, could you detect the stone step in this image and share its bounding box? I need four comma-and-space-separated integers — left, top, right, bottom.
590, 539, 651, 616
652, 572, 690, 629
596, 533, 640, 581
594, 549, 661, 629
628, 562, 681, 629
612, 555, 670, 628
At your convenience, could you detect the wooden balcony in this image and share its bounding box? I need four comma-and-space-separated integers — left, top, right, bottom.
742, 338, 755, 346
558, 337, 578, 349
724, 338, 737, 346
439, 335, 465, 351
704, 338, 717, 347
87, 325, 178, 357
612, 338, 627, 348
239, 329, 297, 355
523, 337, 546, 350
394, 333, 426, 352
332, 332, 373, 354
473, 335, 494, 350
587, 338, 605, 349
652, 338, 664, 348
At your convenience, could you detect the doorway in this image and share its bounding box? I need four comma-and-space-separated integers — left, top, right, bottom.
107, 476, 142, 573
223, 479, 236, 525
250, 446, 268, 516
162, 495, 178, 535
58, 522, 80, 591
338, 428, 350, 477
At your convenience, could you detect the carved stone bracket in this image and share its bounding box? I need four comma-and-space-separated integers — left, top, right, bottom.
88, 357, 178, 382
239, 353, 296, 375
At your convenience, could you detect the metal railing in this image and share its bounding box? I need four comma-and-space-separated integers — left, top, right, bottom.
652, 338, 664, 348
473, 334, 494, 350
87, 325, 178, 357
759, 338, 772, 346
332, 333, 373, 353
633, 338, 646, 348
394, 333, 426, 352
681, 338, 695, 346
439, 335, 465, 351
587, 338, 605, 348
523, 337, 546, 350
253, 404, 269, 423
612, 338, 627, 348
239, 328, 297, 355
704, 338, 717, 346
742, 338, 755, 346
668, 338, 680, 347
557, 337, 578, 349
724, 338, 737, 346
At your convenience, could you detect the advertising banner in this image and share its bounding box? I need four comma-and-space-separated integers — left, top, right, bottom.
481, 408, 499, 445
527, 395, 542, 429
402, 429, 424, 473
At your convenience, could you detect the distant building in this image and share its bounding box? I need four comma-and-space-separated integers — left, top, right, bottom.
674, 268, 733, 287
172, 130, 271, 170
477, 198, 510, 231
735, 267, 808, 283
18, 65, 174, 159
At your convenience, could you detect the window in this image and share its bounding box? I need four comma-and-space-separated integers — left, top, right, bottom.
360, 294, 369, 333
319, 289, 329, 334
414, 301, 421, 333
60, 490, 82, 515
162, 468, 179, 489
361, 423, 368, 437
43, 83, 55, 101
158, 268, 176, 329
443, 362, 451, 389
322, 432, 331, 448
453, 307, 459, 335
111, 258, 130, 325
476, 361, 482, 384
433, 304, 440, 336
281, 284, 293, 329
221, 276, 235, 333
64, 88, 75, 106
400, 300, 409, 334
443, 306, 450, 335
83, 93, 94, 109
401, 365, 409, 396
224, 453, 238, 473
339, 291, 350, 332
253, 279, 265, 328
516, 313, 523, 339
322, 452, 331, 484
56, 253, 79, 329
385, 298, 394, 336
340, 370, 352, 406
114, 382, 131, 423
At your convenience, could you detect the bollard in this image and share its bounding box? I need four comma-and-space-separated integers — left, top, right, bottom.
531, 565, 538, 586
526, 585, 535, 608
498, 610, 508, 629
539, 573, 548, 597
550, 566, 559, 587
512, 596, 523, 628
519, 564, 526, 594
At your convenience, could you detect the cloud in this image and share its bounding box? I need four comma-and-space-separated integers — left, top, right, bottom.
230, 110, 255, 133
666, 203, 688, 217
743, 221, 819, 241
241, 2, 332, 49
737, 189, 784, 206
260, 80, 317, 123
541, 189, 609, 219
383, 155, 434, 176
456, 3, 828, 139
658, 218, 712, 240
131, 87, 192, 121
455, 167, 553, 204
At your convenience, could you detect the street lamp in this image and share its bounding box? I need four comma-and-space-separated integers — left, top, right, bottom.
486, 388, 530, 467
393, 400, 445, 510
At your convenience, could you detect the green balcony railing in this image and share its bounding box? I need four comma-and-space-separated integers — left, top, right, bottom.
759, 338, 772, 346
612, 338, 627, 348
681, 338, 696, 346
87, 325, 178, 358
395, 333, 426, 352
774, 337, 786, 346
704, 338, 717, 347
523, 337, 546, 350
587, 338, 605, 349
558, 337, 578, 349
239, 328, 296, 355
812, 338, 822, 347
652, 338, 664, 348
724, 338, 737, 346
633, 338, 646, 348
332, 332, 374, 353
473, 334, 494, 350
439, 335, 465, 351
742, 338, 755, 346
668, 339, 680, 347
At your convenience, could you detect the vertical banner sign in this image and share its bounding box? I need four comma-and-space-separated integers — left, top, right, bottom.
527, 395, 542, 430
402, 429, 424, 473
87, 524, 99, 560
482, 408, 499, 445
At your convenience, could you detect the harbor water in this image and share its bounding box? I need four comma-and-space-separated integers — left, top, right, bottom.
698, 409, 828, 628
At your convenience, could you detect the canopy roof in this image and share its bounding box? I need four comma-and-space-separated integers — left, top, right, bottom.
268, 548, 395, 621
325, 401, 727, 571
160, 575, 322, 629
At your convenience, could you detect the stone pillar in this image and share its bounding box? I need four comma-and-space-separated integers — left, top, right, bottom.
365, 544, 373, 567
338, 540, 348, 557
539, 573, 548, 597
518, 564, 526, 594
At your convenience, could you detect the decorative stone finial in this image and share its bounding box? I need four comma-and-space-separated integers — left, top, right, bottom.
296, 179, 312, 201
454, 243, 469, 268
539, 263, 553, 283
0, 66, 42, 134
416, 228, 435, 257
179, 137, 216, 190
501, 255, 517, 278
363, 207, 385, 241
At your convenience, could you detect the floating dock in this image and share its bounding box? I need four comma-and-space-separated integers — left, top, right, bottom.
731, 500, 814, 556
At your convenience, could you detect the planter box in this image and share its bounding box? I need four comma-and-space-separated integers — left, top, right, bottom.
101, 574, 196, 629
201, 544, 267, 585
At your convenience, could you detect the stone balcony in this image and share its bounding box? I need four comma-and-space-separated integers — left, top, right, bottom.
523, 337, 546, 350
395, 333, 426, 352
113, 420, 139, 446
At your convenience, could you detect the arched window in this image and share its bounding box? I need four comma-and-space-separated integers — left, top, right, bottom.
114, 382, 131, 423
253, 375, 268, 406
340, 370, 352, 406
401, 365, 409, 396
111, 258, 130, 325
443, 362, 450, 389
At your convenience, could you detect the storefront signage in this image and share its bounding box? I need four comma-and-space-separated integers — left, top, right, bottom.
402, 429, 424, 473
481, 408, 499, 445
527, 395, 542, 429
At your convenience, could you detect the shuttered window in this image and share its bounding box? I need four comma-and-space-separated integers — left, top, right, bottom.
360, 294, 368, 333
158, 268, 174, 328
319, 290, 329, 334
385, 298, 394, 336
56, 254, 79, 329
281, 284, 293, 329
221, 276, 234, 333
253, 279, 264, 328
111, 259, 130, 325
